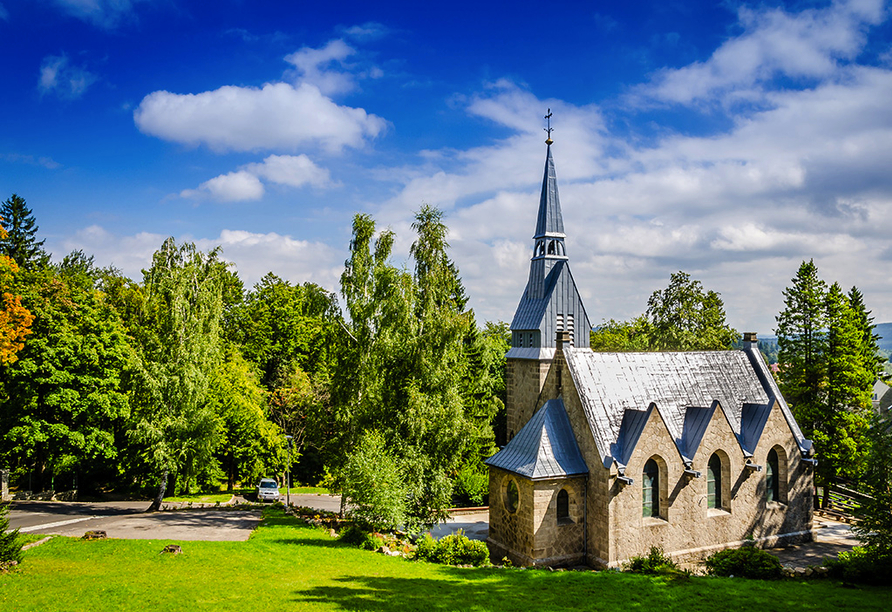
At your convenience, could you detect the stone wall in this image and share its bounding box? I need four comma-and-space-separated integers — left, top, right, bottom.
1, 469, 9, 502
605, 400, 814, 566
505, 358, 550, 440
486, 466, 586, 567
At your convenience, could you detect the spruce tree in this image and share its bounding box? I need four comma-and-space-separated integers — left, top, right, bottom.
848, 286, 885, 386
0, 503, 23, 565
776, 260, 827, 425
0, 194, 47, 269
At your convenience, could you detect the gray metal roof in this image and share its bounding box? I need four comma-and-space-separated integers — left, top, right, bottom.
510, 260, 591, 349
564, 347, 811, 467
535, 145, 565, 239
486, 398, 588, 480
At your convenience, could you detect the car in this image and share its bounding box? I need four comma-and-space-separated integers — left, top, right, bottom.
256, 478, 280, 502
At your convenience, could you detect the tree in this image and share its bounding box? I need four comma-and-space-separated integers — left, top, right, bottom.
340, 430, 407, 531
590, 272, 737, 351
855, 413, 892, 555
776, 260, 827, 421
0, 261, 133, 493
128, 238, 227, 510
0, 502, 23, 566
848, 286, 885, 386
332, 207, 500, 529
776, 262, 873, 507
0, 217, 34, 365
228, 274, 337, 389
0, 195, 47, 269
206, 351, 283, 490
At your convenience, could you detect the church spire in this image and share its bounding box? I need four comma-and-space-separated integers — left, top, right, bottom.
533, 111, 566, 259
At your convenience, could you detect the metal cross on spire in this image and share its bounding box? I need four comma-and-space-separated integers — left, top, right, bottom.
544, 108, 554, 145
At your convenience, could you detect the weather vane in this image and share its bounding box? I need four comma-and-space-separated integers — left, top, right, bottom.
544, 108, 554, 145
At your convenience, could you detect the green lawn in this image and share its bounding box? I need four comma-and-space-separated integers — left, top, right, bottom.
161, 492, 235, 504
1, 508, 888, 611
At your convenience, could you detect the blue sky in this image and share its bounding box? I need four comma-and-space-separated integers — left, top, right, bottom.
3, 0, 892, 334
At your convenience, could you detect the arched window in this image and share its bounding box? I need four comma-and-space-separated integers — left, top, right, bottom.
557, 489, 570, 521
643, 459, 659, 517
766, 449, 779, 502
506, 479, 519, 513
707, 453, 722, 509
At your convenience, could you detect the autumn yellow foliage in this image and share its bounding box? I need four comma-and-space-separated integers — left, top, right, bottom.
0, 218, 34, 364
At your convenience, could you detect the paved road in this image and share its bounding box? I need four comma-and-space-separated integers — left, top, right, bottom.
7, 500, 261, 542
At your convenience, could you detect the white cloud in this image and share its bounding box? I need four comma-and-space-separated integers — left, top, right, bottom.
38, 55, 97, 99
368, 2, 892, 334
182, 154, 332, 202
53, 0, 145, 29
244, 154, 331, 188
135, 81, 385, 153
61, 226, 342, 293
635, 0, 884, 106
181, 171, 265, 202
284, 39, 357, 96
0, 4, 8, 21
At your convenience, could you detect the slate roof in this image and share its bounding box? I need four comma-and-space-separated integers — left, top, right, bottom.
564, 347, 811, 468
535, 145, 565, 239
486, 399, 588, 480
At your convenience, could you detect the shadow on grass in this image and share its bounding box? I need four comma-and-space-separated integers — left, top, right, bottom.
291, 565, 892, 612
292, 569, 683, 612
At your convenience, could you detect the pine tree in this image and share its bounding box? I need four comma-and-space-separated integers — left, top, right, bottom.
776, 260, 827, 425
0, 194, 47, 269
0, 503, 23, 565
848, 286, 885, 386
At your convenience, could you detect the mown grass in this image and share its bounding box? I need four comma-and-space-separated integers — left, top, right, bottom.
1, 508, 888, 612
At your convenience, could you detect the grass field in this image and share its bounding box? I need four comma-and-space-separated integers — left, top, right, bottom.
1, 508, 888, 611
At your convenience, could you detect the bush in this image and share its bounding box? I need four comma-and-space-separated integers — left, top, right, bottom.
452, 463, 488, 507
415, 530, 489, 567
338, 524, 368, 546
824, 546, 892, 585
341, 431, 407, 532
0, 503, 23, 566
623, 546, 680, 575
704, 546, 783, 579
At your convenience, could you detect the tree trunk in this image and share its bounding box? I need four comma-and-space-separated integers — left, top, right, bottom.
148, 469, 168, 512
821, 479, 831, 509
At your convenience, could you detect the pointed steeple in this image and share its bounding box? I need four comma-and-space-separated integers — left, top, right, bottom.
507, 115, 591, 358
532, 144, 567, 260
534, 144, 566, 240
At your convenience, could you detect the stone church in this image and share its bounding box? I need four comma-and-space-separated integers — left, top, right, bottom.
485, 138, 816, 568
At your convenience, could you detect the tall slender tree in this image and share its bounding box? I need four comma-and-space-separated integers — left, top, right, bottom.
128, 238, 227, 510
0, 195, 47, 269
776, 263, 874, 507
776, 260, 827, 421
848, 286, 885, 386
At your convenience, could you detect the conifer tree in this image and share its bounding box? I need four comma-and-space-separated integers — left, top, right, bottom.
848, 286, 885, 386
776, 260, 827, 423
0, 503, 23, 565
0, 195, 47, 269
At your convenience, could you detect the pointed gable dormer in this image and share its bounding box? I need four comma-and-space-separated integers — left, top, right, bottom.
507, 133, 591, 360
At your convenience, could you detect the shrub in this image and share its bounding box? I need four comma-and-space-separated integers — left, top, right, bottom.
452, 463, 488, 507
0, 503, 23, 566
704, 546, 783, 579
623, 546, 679, 575
338, 524, 368, 546
341, 431, 407, 532
415, 530, 489, 567
414, 534, 439, 562
824, 546, 892, 585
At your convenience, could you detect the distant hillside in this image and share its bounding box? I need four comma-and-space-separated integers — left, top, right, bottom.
758, 322, 892, 365
875, 322, 892, 354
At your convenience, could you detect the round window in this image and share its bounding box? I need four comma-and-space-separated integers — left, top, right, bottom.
505, 479, 519, 513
